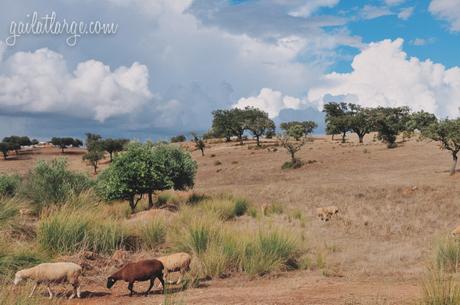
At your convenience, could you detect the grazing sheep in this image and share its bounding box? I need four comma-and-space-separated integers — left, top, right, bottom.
107, 259, 165, 297
14, 262, 82, 300
157, 252, 191, 285
316, 205, 339, 222
451, 225, 460, 237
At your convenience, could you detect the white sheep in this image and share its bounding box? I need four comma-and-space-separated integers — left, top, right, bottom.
14, 262, 82, 299
157, 252, 191, 285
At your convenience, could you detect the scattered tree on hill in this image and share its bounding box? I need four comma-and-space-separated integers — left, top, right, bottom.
211, 109, 236, 142
2, 136, 31, 154
51, 137, 82, 153
0, 142, 9, 160
423, 119, 460, 175
244, 107, 275, 146
280, 121, 317, 141
323, 103, 351, 143
191, 133, 206, 156
83, 150, 105, 174
404, 110, 437, 140
371, 106, 410, 148
170, 135, 186, 143
103, 138, 129, 162
279, 122, 315, 169
31, 139, 39, 145
85, 133, 102, 151
348, 104, 374, 144
97, 142, 197, 212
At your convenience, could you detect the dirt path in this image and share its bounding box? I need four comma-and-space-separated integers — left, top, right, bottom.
67, 272, 420, 305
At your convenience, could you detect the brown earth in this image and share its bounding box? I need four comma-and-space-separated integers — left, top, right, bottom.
2, 134, 458, 304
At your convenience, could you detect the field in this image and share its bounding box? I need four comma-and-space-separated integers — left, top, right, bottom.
1, 135, 459, 305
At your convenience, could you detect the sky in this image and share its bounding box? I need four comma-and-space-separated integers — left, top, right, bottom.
0, 0, 459, 140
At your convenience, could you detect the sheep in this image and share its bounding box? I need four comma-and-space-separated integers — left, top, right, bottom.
107, 259, 165, 297
316, 205, 339, 222
14, 262, 82, 300
451, 225, 460, 237
157, 252, 191, 285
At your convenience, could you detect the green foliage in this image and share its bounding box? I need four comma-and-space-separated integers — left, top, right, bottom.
170, 135, 187, 143
348, 104, 375, 143
50, 137, 82, 153
211, 108, 247, 143
97, 143, 197, 212
0, 143, 9, 160
0, 197, 19, 227
420, 268, 460, 305
233, 198, 249, 216
406, 111, 437, 133
244, 107, 276, 146
323, 102, 351, 142
279, 134, 307, 165
20, 158, 93, 206
281, 159, 303, 169
280, 121, 317, 141
435, 238, 460, 273
83, 149, 105, 174
102, 138, 128, 161
2, 136, 32, 154
371, 106, 410, 148
0, 175, 20, 197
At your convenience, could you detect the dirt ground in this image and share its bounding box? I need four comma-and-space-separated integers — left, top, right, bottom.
2, 134, 458, 304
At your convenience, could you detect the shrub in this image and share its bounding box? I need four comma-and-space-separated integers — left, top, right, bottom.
138, 218, 167, 249
0, 197, 19, 226
233, 198, 249, 216
0, 175, 20, 197
264, 202, 283, 216
20, 159, 93, 206
157, 192, 180, 207
38, 207, 127, 254
281, 158, 303, 170
202, 198, 237, 221
170, 135, 186, 143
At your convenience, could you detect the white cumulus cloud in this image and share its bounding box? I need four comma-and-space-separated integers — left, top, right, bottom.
0, 48, 152, 122
429, 0, 460, 31
308, 38, 460, 118
233, 88, 311, 118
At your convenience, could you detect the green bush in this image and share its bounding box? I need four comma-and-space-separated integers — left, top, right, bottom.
20, 159, 93, 206
38, 207, 126, 254
233, 198, 249, 216
0, 175, 20, 197
281, 158, 303, 170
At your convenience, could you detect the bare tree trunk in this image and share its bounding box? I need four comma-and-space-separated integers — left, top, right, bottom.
200, 148, 205, 156
451, 153, 458, 175
358, 135, 364, 144
256, 135, 260, 147
341, 132, 346, 143
331, 134, 335, 140
290, 151, 296, 163
148, 192, 154, 209
93, 164, 98, 174
129, 197, 136, 214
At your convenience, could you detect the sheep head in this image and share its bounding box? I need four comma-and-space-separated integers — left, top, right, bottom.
13, 271, 24, 285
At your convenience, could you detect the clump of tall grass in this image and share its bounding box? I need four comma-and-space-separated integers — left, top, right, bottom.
138, 217, 167, 249
157, 192, 180, 207
435, 238, 460, 273
20, 158, 93, 207
0, 282, 54, 305
419, 268, 460, 305
0, 238, 45, 277
233, 198, 249, 216
0, 197, 19, 226
240, 228, 301, 275
38, 206, 127, 255
0, 175, 21, 197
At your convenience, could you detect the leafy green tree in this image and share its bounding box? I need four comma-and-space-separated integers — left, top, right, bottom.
211, 109, 235, 142
279, 135, 306, 168
83, 150, 105, 174
348, 104, 375, 144
191, 133, 206, 156
85, 133, 102, 151
0, 142, 9, 160
371, 106, 410, 148
51, 137, 82, 153
103, 138, 128, 162
2, 136, 31, 154
280, 121, 317, 141
423, 119, 460, 175
244, 107, 275, 146
97, 143, 197, 212
31, 139, 39, 145
404, 111, 437, 140
323, 102, 351, 143
170, 135, 186, 143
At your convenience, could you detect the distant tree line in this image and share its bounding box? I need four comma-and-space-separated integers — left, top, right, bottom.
0, 136, 38, 160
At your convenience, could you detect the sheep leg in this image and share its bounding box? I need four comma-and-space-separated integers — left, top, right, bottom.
158, 275, 165, 294
29, 282, 38, 297
128, 282, 135, 297
69, 281, 80, 300
76, 285, 81, 299
47, 285, 54, 300
144, 278, 154, 296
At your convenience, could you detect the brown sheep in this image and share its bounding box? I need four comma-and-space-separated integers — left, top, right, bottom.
107, 259, 165, 297
316, 205, 339, 221
451, 225, 460, 237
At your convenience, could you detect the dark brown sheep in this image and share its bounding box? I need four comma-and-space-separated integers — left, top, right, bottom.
107, 259, 165, 297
